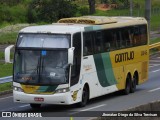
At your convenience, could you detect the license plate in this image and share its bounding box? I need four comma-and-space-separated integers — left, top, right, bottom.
34, 97, 44, 102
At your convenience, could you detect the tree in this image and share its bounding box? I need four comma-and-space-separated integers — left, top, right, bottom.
27, 0, 78, 23
119, 0, 129, 8
88, 0, 95, 14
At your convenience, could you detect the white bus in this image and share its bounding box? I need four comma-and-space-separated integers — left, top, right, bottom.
13, 16, 149, 108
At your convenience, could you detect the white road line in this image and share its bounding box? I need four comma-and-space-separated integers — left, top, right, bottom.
149, 64, 160, 68
0, 105, 29, 112
19, 104, 30, 108
151, 69, 160, 73
0, 107, 16, 112
148, 87, 160, 92
0, 96, 13, 101
70, 104, 106, 115
149, 60, 160, 62
80, 104, 106, 111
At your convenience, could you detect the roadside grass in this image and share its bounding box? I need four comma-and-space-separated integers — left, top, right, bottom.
0, 22, 12, 29
0, 63, 13, 78
0, 32, 18, 44
0, 63, 13, 93
150, 37, 160, 44
0, 52, 14, 60
0, 82, 12, 92
151, 15, 160, 31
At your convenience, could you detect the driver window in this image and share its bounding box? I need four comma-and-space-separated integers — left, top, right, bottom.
71, 33, 81, 86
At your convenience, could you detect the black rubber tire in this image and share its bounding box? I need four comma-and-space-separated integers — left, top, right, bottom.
130, 74, 137, 93
30, 104, 41, 109
123, 75, 131, 95
78, 86, 89, 107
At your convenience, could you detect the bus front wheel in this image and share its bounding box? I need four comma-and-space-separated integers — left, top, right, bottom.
78, 86, 89, 107
30, 104, 41, 109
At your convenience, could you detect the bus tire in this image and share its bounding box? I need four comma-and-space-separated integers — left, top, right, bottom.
130, 74, 137, 93
30, 104, 41, 109
78, 86, 89, 107
123, 75, 131, 95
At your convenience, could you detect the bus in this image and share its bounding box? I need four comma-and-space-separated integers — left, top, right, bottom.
13, 16, 149, 108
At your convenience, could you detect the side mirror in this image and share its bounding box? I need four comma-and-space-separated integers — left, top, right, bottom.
68, 47, 75, 65
5, 45, 14, 63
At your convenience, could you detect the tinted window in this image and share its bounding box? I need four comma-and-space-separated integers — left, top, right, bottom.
71, 33, 81, 86
17, 34, 71, 48
94, 31, 104, 54
83, 32, 94, 56
83, 24, 147, 56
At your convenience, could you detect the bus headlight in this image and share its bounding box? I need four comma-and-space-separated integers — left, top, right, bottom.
13, 86, 24, 92
55, 88, 69, 93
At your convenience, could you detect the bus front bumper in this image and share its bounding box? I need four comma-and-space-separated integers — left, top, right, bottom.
13, 90, 73, 105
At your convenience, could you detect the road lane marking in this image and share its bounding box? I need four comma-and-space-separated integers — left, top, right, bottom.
80, 104, 106, 111
0, 105, 29, 112
0, 96, 13, 101
148, 87, 160, 92
70, 104, 106, 115
70, 117, 73, 120
19, 104, 30, 108
0, 107, 16, 112
151, 69, 160, 73
149, 64, 160, 68
150, 60, 160, 62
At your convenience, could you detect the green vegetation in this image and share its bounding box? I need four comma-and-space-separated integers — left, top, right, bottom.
151, 15, 160, 31
0, 32, 17, 44
150, 37, 160, 44
0, 82, 12, 92
0, 63, 13, 78
28, 0, 78, 23
0, 52, 14, 60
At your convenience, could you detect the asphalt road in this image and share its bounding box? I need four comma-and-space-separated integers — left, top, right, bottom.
0, 53, 160, 120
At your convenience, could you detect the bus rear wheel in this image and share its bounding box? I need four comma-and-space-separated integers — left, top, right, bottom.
78, 86, 89, 107
130, 74, 137, 93
123, 75, 131, 95
30, 104, 41, 109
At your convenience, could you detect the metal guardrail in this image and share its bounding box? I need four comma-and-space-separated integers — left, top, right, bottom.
0, 76, 12, 84
149, 42, 160, 49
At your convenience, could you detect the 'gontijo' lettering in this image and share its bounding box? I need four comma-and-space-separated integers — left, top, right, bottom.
115, 51, 134, 63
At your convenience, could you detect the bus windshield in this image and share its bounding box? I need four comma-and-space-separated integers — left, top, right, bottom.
14, 50, 69, 85
17, 33, 70, 48
14, 33, 71, 85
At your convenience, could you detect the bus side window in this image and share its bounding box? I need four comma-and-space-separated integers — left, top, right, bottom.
128, 28, 134, 47
116, 30, 122, 49
103, 30, 113, 52
83, 32, 93, 56
139, 25, 147, 45
121, 27, 130, 48
71, 33, 81, 86
133, 26, 140, 46
94, 31, 103, 54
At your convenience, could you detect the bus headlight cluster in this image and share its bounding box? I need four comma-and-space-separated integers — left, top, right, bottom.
13, 86, 24, 92
55, 88, 69, 93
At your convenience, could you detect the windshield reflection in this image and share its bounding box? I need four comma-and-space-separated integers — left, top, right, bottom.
14, 50, 69, 85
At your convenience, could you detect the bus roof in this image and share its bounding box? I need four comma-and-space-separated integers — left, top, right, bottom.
20, 16, 147, 34
19, 24, 89, 34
